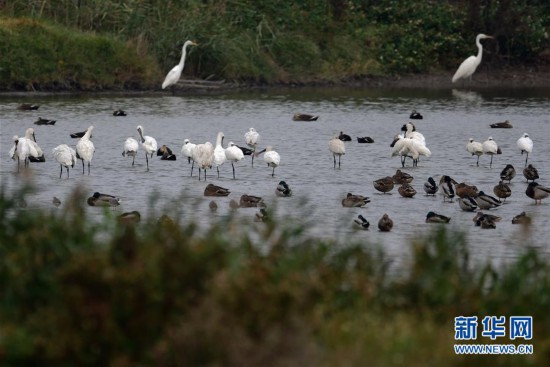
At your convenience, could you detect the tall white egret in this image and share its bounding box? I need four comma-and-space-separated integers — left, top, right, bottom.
192, 141, 214, 180
482, 136, 499, 168
225, 141, 244, 179
213, 132, 226, 178
452, 33, 493, 83
162, 40, 198, 89
257, 146, 280, 177
244, 127, 260, 166
329, 136, 345, 168
52, 144, 77, 178
137, 125, 158, 171
122, 137, 139, 166
76, 126, 95, 175
466, 138, 484, 166
517, 133, 533, 167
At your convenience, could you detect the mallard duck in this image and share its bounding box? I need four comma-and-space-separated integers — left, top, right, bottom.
157, 145, 173, 156
373, 176, 395, 194
229, 199, 240, 209
204, 183, 230, 197
526, 182, 550, 204
275, 181, 292, 197
113, 109, 127, 116
475, 191, 502, 210
493, 181, 511, 202
52, 196, 61, 207
342, 193, 370, 207
512, 211, 531, 225
439, 175, 458, 202
338, 131, 352, 142
357, 136, 374, 143
473, 212, 501, 228
523, 164, 539, 182
393, 169, 414, 184
378, 214, 394, 232
118, 211, 141, 224
240, 194, 264, 208
409, 110, 423, 119
458, 196, 478, 211
398, 183, 417, 198
500, 164, 516, 183
254, 208, 269, 222
490, 120, 513, 128
423, 177, 438, 196
87, 192, 120, 207
425, 211, 451, 223
209, 200, 218, 212
292, 113, 319, 121
34, 117, 56, 125
18, 103, 40, 111
353, 214, 370, 230
455, 182, 479, 199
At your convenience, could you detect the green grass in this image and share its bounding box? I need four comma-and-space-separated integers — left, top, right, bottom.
1, 186, 549, 366
0, 17, 160, 90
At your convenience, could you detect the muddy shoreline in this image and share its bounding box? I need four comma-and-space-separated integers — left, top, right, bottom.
1, 68, 549, 97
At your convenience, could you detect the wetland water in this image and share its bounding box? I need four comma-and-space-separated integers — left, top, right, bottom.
1, 86, 550, 267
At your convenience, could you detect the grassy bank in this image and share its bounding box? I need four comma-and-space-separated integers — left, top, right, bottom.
1, 1, 549, 90
0, 18, 160, 90
1, 187, 549, 366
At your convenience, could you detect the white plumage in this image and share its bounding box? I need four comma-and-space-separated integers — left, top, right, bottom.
213, 132, 226, 177
482, 136, 498, 168
466, 138, 484, 166
52, 144, 77, 178
225, 141, 245, 179
244, 127, 260, 166
137, 125, 158, 171
122, 137, 139, 166
261, 146, 280, 177
181, 138, 196, 164
162, 40, 198, 89
15, 128, 44, 171
329, 136, 346, 168
8, 135, 18, 161
517, 133, 533, 167
192, 141, 214, 180
76, 126, 95, 175
452, 34, 493, 83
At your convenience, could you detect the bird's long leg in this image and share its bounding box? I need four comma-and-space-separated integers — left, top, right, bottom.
489, 155, 493, 168
59, 164, 63, 179
333, 154, 336, 169
132, 155, 135, 167
272, 167, 275, 177
198, 168, 201, 180
145, 153, 149, 171
525, 153, 529, 167
217, 166, 220, 178
66, 166, 70, 179
338, 155, 341, 168
232, 162, 236, 179
251, 150, 255, 167
190, 161, 194, 177
476, 155, 480, 166
401, 156, 405, 168
88, 162, 91, 175
81, 159, 85, 174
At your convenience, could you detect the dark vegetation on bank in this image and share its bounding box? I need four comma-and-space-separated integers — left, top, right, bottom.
0, 0, 549, 91
0, 186, 549, 366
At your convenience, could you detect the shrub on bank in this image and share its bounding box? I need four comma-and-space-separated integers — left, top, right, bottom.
0, 187, 549, 366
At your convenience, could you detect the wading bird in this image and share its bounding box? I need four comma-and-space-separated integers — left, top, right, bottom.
52, 144, 77, 178
192, 141, 214, 181
122, 137, 139, 166
162, 40, 198, 90
256, 146, 280, 177
517, 133, 533, 167
213, 132, 226, 178
329, 135, 346, 168
466, 138, 484, 166
244, 127, 260, 166
225, 141, 245, 179
76, 126, 94, 175
482, 136, 499, 168
137, 125, 158, 171
452, 33, 493, 84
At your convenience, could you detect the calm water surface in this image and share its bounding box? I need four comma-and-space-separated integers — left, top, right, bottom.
1, 87, 550, 268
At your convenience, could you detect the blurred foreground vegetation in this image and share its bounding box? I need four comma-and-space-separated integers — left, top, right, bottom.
1, 187, 549, 366
0, 0, 549, 90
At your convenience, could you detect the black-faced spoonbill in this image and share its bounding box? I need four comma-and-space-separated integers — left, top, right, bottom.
137, 125, 158, 171
76, 126, 95, 175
